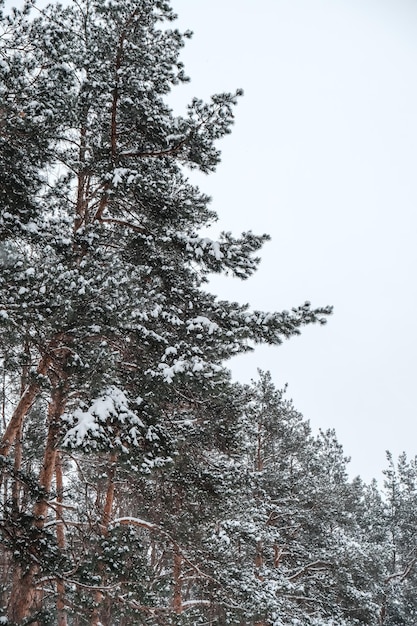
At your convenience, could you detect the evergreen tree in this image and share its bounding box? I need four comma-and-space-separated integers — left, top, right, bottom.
380, 453, 417, 625
0, 1, 331, 623
217, 373, 381, 626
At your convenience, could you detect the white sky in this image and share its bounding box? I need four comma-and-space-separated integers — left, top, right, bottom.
171, 0, 417, 482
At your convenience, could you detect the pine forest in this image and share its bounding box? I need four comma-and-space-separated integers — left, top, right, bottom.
0, 1, 416, 624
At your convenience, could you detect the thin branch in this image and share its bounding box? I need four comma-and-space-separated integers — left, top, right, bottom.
96, 216, 147, 233
385, 558, 417, 583
288, 560, 332, 582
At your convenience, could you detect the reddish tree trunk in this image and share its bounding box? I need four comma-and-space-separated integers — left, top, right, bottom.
55, 451, 68, 626
0, 353, 50, 459
7, 383, 67, 624
172, 546, 183, 614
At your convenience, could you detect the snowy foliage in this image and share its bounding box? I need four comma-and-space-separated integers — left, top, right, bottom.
62, 386, 144, 451
1, 1, 413, 625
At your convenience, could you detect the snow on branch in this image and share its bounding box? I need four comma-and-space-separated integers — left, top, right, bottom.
62, 386, 144, 450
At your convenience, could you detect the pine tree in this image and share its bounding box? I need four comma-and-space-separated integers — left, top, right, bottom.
210, 373, 382, 626
0, 0, 331, 623
380, 452, 417, 625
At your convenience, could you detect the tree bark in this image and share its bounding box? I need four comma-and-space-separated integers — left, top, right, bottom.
7, 382, 67, 624
91, 451, 118, 626
55, 451, 68, 626
0, 353, 50, 459
173, 545, 183, 614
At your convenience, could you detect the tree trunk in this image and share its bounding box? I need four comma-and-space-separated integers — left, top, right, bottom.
173, 545, 183, 614
7, 569, 39, 624
0, 352, 50, 459
10, 355, 29, 514
91, 451, 118, 626
7, 383, 67, 624
55, 451, 68, 626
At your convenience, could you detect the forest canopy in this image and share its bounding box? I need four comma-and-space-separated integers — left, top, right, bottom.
0, 1, 415, 625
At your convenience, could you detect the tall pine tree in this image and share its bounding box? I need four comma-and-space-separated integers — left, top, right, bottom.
0, 0, 331, 623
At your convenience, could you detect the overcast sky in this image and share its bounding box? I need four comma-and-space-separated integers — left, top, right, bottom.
171, 0, 417, 483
